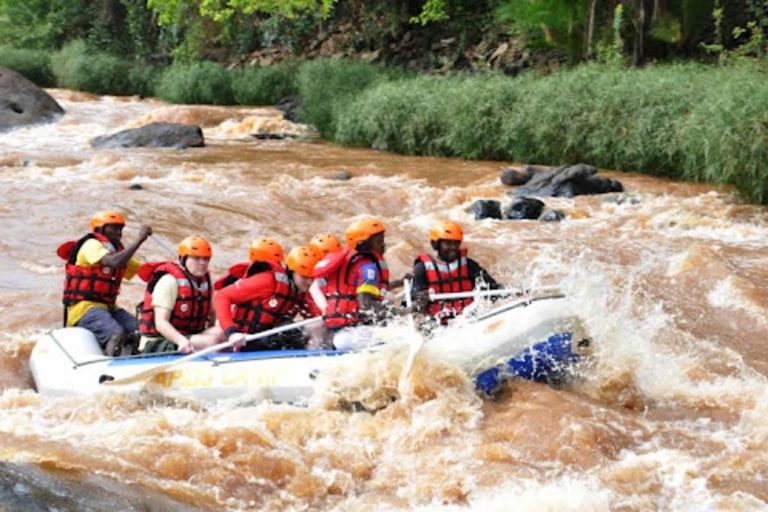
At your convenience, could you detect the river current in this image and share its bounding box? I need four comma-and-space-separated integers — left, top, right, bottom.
0, 90, 766, 511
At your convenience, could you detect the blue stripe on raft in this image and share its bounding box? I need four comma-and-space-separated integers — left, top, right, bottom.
475, 332, 580, 394
106, 349, 351, 367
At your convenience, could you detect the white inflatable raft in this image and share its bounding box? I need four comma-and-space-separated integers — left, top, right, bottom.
30, 295, 592, 403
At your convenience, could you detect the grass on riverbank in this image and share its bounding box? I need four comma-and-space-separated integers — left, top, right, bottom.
2, 45, 767, 204
0, 46, 55, 86
51, 41, 159, 97
331, 62, 768, 204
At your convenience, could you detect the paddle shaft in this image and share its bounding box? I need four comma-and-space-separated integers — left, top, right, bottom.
151, 235, 177, 257
102, 316, 324, 386
429, 285, 561, 301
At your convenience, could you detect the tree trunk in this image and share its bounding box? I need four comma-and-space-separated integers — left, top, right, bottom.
585, 0, 599, 59
632, 0, 646, 66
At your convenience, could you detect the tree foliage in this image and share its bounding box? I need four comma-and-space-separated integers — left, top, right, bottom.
148, 0, 338, 25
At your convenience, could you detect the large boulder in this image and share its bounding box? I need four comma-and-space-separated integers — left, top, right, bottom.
0, 66, 64, 132
91, 122, 204, 149
514, 163, 623, 198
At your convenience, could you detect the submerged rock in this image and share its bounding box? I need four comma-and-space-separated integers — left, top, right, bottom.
514, 163, 623, 198
539, 209, 564, 222
328, 170, 351, 181
468, 199, 502, 220
91, 122, 204, 149
0, 66, 64, 132
252, 132, 287, 140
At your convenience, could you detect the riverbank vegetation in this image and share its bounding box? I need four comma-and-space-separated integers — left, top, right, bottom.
2, 1, 768, 203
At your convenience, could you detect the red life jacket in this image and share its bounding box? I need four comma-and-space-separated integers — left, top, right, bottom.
232, 262, 305, 334
416, 249, 474, 322
59, 233, 126, 306
213, 262, 250, 291
318, 249, 390, 329
137, 262, 211, 337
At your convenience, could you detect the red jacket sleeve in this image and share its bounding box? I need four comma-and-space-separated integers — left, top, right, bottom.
214, 272, 276, 332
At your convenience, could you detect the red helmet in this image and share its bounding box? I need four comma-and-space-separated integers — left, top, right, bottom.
429, 221, 463, 242
178, 236, 212, 258
286, 246, 320, 278
90, 211, 125, 232
249, 238, 284, 263
309, 233, 343, 257
344, 217, 385, 250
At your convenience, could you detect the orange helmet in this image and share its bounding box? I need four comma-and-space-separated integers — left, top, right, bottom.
309, 233, 343, 257
429, 221, 463, 242
90, 211, 125, 232
286, 245, 320, 278
178, 236, 212, 258
344, 217, 386, 250
249, 238, 284, 263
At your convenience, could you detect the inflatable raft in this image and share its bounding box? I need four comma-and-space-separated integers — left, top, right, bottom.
30, 295, 592, 403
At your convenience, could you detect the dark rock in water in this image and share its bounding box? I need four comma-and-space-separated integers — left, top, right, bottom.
468, 199, 502, 220
505, 197, 545, 220
91, 122, 204, 149
0, 66, 64, 132
539, 209, 564, 222
603, 193, 641, 205
329, 170, 351, 181
514, 163, 623, 198
275, 95, 300, 122
129, 183, 143, 190
500, 166, 535, 186
252, 132, 287, 140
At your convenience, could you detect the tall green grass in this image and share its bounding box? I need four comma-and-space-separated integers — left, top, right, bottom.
0, 46, 55, 86
333, 63, 768, 204
155, 61, 235, 105
231, 64, 298, 105
295, 59, 395, 136
50, 40, 158, 96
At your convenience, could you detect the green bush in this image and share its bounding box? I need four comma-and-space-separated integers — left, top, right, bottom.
333, 62, 768, 204
231, 64, 298, 105
154, 61, 235, 105
296, 59, 388, 136
0, 46, 55, 86
50, 40, 154, 96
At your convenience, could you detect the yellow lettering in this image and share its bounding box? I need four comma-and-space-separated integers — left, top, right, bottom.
167, 370, 183, 387
223, 370, 247, 386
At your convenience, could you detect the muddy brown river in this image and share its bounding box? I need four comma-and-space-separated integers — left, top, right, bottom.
0, 90, 766, 510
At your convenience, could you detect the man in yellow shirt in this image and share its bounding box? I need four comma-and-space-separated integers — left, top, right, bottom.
57, 211, 152, 356
137, 236, 223, 353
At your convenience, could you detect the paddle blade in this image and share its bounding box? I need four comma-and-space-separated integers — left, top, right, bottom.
137, 261, 164, 282
57, 241, 76, 261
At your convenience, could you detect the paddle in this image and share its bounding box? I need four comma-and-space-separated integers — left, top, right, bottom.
429, 285, 562, 302
101, 316, 324, 386
150, 235, 177, 257
400, 279, 423, 382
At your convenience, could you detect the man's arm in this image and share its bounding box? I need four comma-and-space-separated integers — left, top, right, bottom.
409, 262, 430, 312
101, 225, 152, 269
154, 307, 193, 353
470, 259, 500, 290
